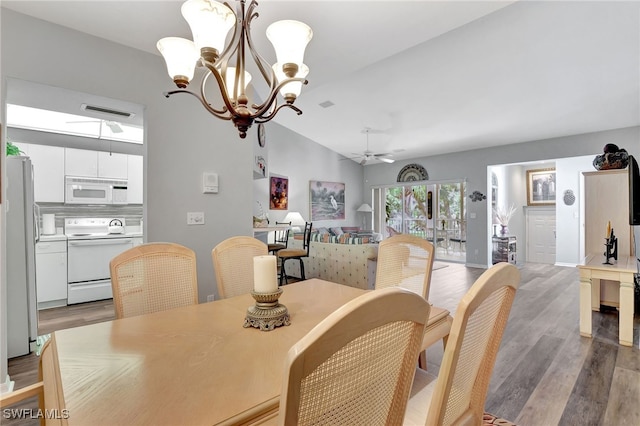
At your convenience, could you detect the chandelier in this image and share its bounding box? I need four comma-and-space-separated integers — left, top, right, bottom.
157, 0, 313, 138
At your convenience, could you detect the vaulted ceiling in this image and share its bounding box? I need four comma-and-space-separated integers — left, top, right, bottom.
3, 1, 639, 163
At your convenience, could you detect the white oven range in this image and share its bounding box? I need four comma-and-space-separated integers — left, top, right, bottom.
65, 218, 133, 304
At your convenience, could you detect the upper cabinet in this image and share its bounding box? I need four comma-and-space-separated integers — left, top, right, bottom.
65, 148, 127, 179
11, 144, 142, 204
65, 148, 98, 177
14, 142, 65, 202
98, 152, 128, 179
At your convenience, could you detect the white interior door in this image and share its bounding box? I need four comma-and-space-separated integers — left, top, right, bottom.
526, 208, 556, 264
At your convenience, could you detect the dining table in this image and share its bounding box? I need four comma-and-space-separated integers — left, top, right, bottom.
51, 279, 367, 425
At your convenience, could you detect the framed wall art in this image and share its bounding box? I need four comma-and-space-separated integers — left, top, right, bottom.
309, 180, 345, 221
526, 168, 556, 206
270, 175, 288, 210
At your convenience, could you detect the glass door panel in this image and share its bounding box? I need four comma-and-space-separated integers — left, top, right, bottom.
373, 180, 466, 261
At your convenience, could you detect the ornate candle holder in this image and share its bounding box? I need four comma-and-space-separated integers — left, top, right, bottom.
603, 230, 618, 265
243, 288, 290, 331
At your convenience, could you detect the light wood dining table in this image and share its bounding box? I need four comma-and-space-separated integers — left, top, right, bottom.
51, 279, 367, 425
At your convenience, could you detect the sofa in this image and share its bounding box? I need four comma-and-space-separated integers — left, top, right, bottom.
284, 228, 379, 290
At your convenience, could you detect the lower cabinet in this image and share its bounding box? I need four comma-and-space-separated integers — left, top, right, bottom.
36, 241, 68, 309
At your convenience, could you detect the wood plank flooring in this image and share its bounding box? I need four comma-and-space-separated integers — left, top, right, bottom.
4, 262, 640, 425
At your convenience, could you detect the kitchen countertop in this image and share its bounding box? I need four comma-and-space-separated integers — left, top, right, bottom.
39, 233, 67, 242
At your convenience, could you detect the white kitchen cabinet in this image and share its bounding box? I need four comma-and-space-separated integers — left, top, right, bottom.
133, 237, 144, 247
65, 148, 127, 179
127, 155, 143, 204
65, 148, 98, 177
36, 241, 68, 309
12, 143, 65, 202
98, 151, 128, 179
29, 144, 65, 202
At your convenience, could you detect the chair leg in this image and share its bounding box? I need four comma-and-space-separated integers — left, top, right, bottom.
418, 334, 450, 371
418, 350, 427, 370
299, 258, 306, 281
279, 258, 288, 286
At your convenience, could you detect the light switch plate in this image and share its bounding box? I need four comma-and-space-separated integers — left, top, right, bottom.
187, 212, 205, 225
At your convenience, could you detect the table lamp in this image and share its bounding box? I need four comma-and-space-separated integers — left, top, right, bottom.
356, 203, 373, 229
283, 211, 306, 233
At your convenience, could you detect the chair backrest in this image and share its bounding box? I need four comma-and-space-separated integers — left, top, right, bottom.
0, 338, 68, 425
301, 222, 313, 253
274, 221, 291, 246
426, 262, 520, 426
375, 234, 435, 299
40, 337, 67, 425
279, 287, 431, 426
110, 242, 198, 319
211, 236, 268, 299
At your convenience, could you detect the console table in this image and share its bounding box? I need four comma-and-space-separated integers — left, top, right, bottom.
577, 254, 636, 347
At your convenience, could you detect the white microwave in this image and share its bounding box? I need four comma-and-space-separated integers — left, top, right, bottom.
65, 176, 128, 205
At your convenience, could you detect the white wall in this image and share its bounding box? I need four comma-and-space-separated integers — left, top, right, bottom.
364, 126, 640, 267
253, 123, 364, 228
555, 155, 594, 265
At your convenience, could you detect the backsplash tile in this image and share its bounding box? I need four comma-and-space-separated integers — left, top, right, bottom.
38, 202, 143, 230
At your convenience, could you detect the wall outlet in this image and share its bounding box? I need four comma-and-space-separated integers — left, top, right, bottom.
206, 294, 215, 302
187, 212, 205, 225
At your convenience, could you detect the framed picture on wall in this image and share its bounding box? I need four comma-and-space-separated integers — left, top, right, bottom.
309, 180, 345, 221
526, 168, 556, 206
270, 175, 288, 210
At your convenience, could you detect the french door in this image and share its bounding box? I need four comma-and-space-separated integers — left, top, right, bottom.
372, 180, 466, 260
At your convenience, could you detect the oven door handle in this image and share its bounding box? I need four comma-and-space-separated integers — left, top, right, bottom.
68, 239, 132, 246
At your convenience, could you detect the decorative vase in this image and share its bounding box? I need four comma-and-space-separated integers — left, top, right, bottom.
500, 224, 508, 236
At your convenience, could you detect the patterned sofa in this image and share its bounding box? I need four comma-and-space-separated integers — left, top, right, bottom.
284, 230, 379, 290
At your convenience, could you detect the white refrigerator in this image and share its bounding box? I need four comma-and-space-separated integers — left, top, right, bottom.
6, 156, 39, 358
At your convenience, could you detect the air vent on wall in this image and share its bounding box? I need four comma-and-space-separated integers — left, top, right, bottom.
81, 103, 135, 118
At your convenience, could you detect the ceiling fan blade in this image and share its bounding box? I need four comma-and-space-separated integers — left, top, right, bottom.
105, 121, 123, 133
359, 158, 367, 165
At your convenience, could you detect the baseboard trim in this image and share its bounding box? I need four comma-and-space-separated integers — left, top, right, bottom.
555, 262, 577, 267
465, 263, 488, 269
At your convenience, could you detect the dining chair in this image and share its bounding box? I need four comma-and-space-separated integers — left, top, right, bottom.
278, 287, 431, 426
268, 221, 291, 255
110, 242, 198, 319
375, 234, 453, 370
403, 262, 520, 426
277, 222, 312, 285
212, 236, 268, 298
0, 337, 67, 425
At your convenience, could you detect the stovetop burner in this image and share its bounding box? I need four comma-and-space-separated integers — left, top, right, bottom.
65, 218, 128, 240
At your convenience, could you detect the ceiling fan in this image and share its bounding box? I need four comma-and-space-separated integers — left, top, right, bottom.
346, 128, 395, 165
66, 119, 124, 133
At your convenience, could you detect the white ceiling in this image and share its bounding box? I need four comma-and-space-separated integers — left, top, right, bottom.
3, 0, 639, 163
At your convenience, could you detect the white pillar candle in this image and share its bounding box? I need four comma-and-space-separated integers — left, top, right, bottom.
253, 255, 278, 293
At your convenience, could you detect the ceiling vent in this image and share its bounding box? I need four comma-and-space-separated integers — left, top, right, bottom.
81, 103, 135, 118
318, 100, 335, 108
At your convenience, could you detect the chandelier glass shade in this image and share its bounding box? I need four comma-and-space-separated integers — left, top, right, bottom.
157, 0, 313, 138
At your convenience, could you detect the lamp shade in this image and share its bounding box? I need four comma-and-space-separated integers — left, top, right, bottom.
283, 211, 306, 227
157, 37, 199, 85
272, 63, 309, 99
357, 203, 373, 213
224, 67, 252, 100
181, 0, 235, 54
266, 20, 313, 67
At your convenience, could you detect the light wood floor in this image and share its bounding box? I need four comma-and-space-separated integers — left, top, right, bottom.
4, 262, 640, 425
